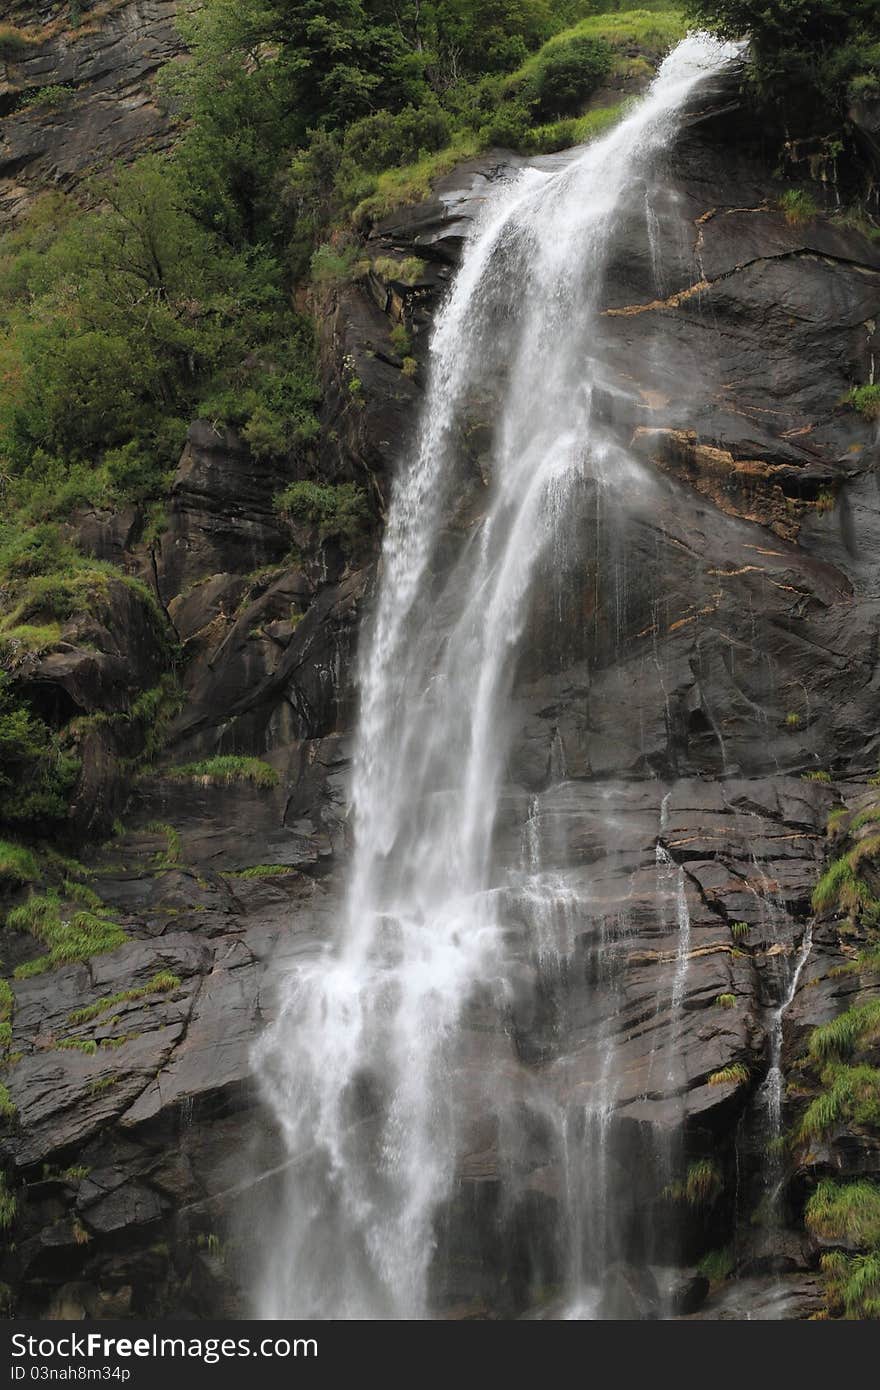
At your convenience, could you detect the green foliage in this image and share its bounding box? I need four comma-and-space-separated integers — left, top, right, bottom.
0, 1084, 16, 1120
849, 385, 880, 422
310, 243, 369, 290
222, 864, 295, 879
0, 1173, 16, 1230
796, 1063, 880, 1141
785, 711, 801, 728
809, 999, 880, 1064
0, 841, 41, 886
698, 1246, 734, 1284
526, 34, 614, 118
6, 890, 126, 977
55, 1037, 98, 1055
68, 971, 181, 1027
807, 1180, 880, 1248
165, 756, 280, 789
0, 672, 81, 833
820, 1248, 880, 1319
780, 188, 820, 224
707, 1062, 749, 1087
684, 0, 880, 113
730, 921, 750, 939
803, 770, 832, 783
715, 992, 736, 1009
144, 821, 181, 868
371, 256, 427, 286
665, 1158, 723, 1207
276, 481, 369, 546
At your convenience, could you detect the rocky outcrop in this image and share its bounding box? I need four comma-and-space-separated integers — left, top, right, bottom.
2, 62, 880, 1319
0, 2, 184, 222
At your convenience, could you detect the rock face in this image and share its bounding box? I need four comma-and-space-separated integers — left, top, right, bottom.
1, 63, 880, 1318
0, 2, 184, 222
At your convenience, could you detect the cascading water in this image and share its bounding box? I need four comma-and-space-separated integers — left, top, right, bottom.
253, 34, 740, 1320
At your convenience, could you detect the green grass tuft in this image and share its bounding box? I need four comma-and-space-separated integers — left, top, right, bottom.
0, 840, 41, 886
68, 971, 181, 1026
164, 756, 280, 790
6, 889, 126, 976
806, 1179, 880, 1248
707, 1062, 750, 1087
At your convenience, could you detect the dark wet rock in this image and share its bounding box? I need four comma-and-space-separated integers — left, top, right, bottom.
154, 422, 294, 604
670, 1273, 710, 1315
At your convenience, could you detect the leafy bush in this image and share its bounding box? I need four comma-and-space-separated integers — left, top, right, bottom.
529, 35, 614, 118
0, 674, 80, 833
849, 384, 880, 421
684, 1, 880, 113
780, 188, 819, 224
277, 481, 369, 546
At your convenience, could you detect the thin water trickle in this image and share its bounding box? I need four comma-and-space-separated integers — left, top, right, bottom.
253, 34, 741, 1320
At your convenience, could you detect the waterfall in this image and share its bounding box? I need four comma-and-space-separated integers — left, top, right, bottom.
253, 34, 740, 1321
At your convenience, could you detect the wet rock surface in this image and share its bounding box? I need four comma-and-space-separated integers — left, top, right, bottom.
1, 64, 879, 1318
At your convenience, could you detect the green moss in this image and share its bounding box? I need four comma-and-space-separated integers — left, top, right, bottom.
165, 756, 279, 789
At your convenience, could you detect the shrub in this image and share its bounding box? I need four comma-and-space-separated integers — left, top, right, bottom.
529, 35, 614, 119
342, 104, 451, 173
809, 999, 880, 1064
0, 672, 81, 832
780, 188, 820, 224
807, 1179, 880, 1247
820, 1248, 880, 1319
849, 385, 880, 422
276, 481, 369, 546
796, 1063, 880, 1141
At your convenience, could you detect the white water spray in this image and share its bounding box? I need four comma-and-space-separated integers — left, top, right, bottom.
254, 34, 740, 1320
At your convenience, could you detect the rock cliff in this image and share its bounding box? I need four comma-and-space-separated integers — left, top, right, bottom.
1, 48, 879, 1319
